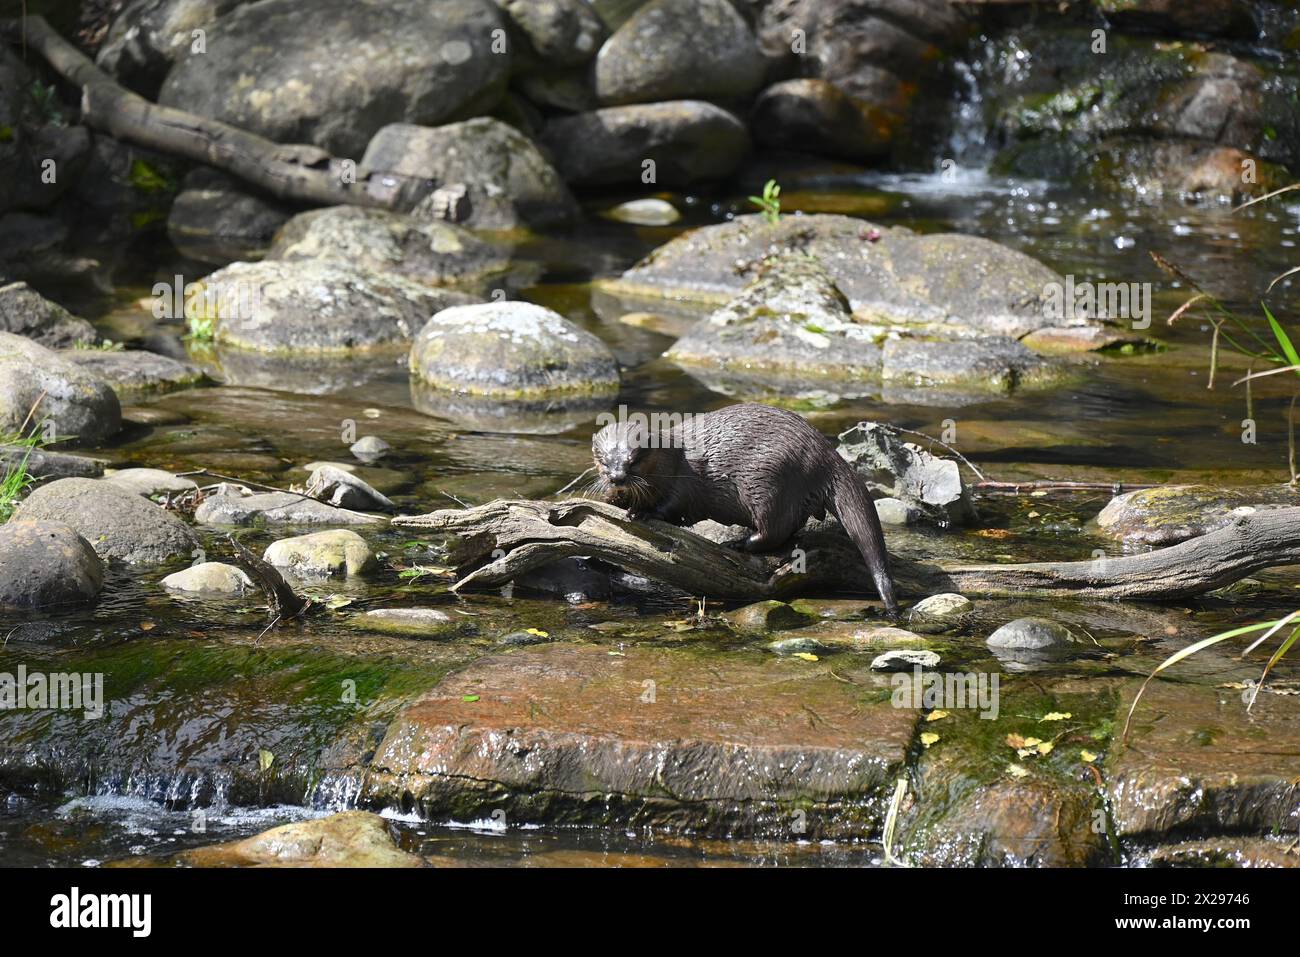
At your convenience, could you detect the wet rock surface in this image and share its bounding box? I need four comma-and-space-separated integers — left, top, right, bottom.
409, 301, 619, 400
838, 422, 977, 525
12, 477, 199, 564
366, 643, 918, 836
263, 529, 376, 578
0, 520, 104, 609
61, 348, 204, 395
1109, 680, 1300, 841
161, 561, 254, 596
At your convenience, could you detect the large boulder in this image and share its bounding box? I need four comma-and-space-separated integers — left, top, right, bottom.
600, 214, 1091, 342
194, 259, 474, 354
541, 101, 751, 187
409, 301, 619, 401
593, 0, 765, 106
97, 0, 251, 96
0, 282, 98, 348
0, 520, 104, 609
158, 0, 511, 158
267, 206, 512, 287
361, 118, 577, 230
0, 332, 121, 446
750, 79, 891, 162
12, 477, 200, 564
495, 0, 606, 67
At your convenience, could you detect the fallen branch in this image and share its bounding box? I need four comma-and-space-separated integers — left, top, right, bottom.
228, 533, 311, 624
393, 499, 1300, 602
2, 16, 427, 209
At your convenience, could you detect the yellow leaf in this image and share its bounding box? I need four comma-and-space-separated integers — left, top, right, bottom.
793, 652, 819, 662
1081, 750, 1097, 763
525, 628, 549, 637
1007, 764, 1029, 778
1023, 737, 1043, 748
1006, 733, 1027, 749
258, 749, 274, 772
1040, 712, 1072, 722
920, 732, 940, 748
1037, 741, 1054, 755
926, 710, 949, 722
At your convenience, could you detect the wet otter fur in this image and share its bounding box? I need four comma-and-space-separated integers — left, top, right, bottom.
591, 403, 898, 614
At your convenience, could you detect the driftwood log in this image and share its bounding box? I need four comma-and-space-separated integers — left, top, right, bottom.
2, 16, 427, 209
393, 499, 1300, 602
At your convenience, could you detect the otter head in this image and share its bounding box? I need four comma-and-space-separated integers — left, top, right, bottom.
591, 420, 671, 511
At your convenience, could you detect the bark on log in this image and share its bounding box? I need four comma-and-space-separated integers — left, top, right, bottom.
392, 499, 1300, 602
1, 16, 427, 209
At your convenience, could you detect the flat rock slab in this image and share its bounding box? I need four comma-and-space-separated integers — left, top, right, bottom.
1109, 680, 1300, 839
366, 643, 917, 837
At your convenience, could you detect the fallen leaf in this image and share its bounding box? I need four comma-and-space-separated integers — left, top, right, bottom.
139, 620, 156, 631
258, 749, 274, 772
926, 710, 949, 722
793, 652, 819, 662
1007, 764, 1029, 778
1081, 750, 1098, 763
1036, 741, 1055, 755
462, 694, 480, 703
1006, 733, 1027, 749
1041, 712, 1072, 722
920, 732, 940, 748
525, 628, 549, 637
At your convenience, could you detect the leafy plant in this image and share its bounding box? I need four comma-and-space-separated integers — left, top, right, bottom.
28, 80, 63, 125
748, 178, 781, 225
185, 313, 217, 342
1123, 611, 1300, 741
0, 434, 39, 523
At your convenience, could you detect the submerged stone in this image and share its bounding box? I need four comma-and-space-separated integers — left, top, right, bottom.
194, 490, 383, 527
724, 599, 816, 635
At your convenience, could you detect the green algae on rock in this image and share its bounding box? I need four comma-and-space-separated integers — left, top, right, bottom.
1097, 483, 1300, 546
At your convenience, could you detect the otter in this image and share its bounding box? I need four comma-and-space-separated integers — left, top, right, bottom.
591, 403, 898, 615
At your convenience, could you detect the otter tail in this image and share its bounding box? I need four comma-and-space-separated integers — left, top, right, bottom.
829, 461, 899, 616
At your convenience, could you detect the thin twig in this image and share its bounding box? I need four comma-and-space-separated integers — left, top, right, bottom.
554, 466, 595, 496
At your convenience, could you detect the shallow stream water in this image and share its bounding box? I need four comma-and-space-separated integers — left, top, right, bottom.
3, 167, 1298, 867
